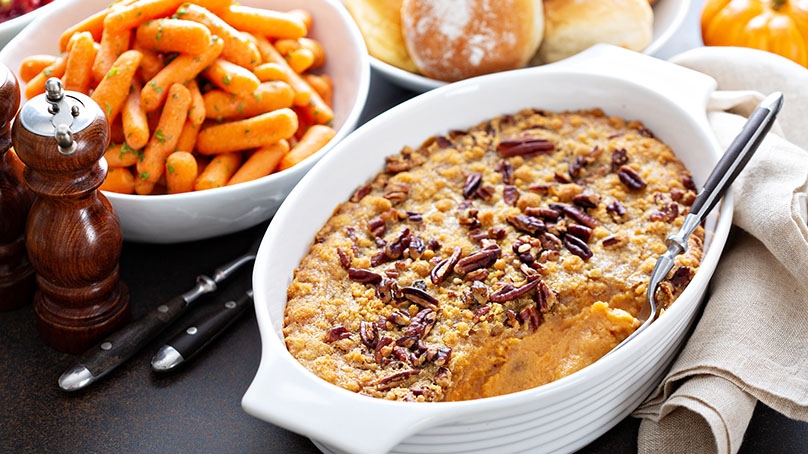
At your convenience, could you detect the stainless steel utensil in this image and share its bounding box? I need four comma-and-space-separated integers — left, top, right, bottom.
612, 91, 784, 352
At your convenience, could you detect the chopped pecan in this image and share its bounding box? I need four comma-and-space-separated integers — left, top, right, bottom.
384, 228, 412, 259
670, 266, 694, 290
473, 304, 491, 321
350, 185, 371, 202
385, 147, 425, 173
469, 281, 489, 305
569, 155, 588, 179
572, 192, 600, 209
506, 214, 545, 234
650, 203, 679, 223
404, 308, 437, 339
401, 286, 439, 310
463, 172, 483, 199
464, 268, 489, 281
388, 309, 410, 326
374, 336, 395, 364
538, 232, 563, 251
475, 185, 495, 200
407, 236, 426, 259
497, 137, 555, 157
554, 172, 572, 184
455, 244, 502, 274
618, 165, 647, 190
535, 281, 558, 312
368, 217, 386, 237
503, 185, 520, 206
524, 206, 562, 221
406, 211, 423, 222
683, 174, 697, 191
550, 203, 599, 228
430, 246, 462, 284
606, 200, 627, 218
377, 278, 399, 303
611, 148, 629, 171
496, 159, 515, 185
601, 235, 624, 248
564, 234, 593, 260
567, 224, 593, 243
359, 321, 378, 349
434, 366, 452, 387
433, 347, 452, 366
395, 335, 418, 349
384, 181, 410, 204
348, 268, 383, 285
324, 326, 351, 343
489, 278, 540, 303
375, 369, 421, 390
519, 305, 541, 331
336, 247, 351, 269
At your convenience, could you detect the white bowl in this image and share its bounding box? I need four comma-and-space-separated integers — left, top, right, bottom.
0, 1, 61, 49
0, 0, 370, 243
243, 44, 732, 454
370, 0, 692, 93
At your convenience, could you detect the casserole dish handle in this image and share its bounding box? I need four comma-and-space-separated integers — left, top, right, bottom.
548, 44, 717, 121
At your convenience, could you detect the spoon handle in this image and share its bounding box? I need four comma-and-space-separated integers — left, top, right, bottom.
690, 91, 784, 219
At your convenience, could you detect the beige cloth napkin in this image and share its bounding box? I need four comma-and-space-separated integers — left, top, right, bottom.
632, 46, 808, 453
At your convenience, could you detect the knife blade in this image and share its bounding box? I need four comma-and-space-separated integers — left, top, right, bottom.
57, 252, 256, 392
151, 289, 254, 372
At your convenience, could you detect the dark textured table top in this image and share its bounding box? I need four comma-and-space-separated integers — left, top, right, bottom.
3, 6, 808, 449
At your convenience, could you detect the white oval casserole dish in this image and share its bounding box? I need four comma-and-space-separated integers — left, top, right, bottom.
243, 44, 731, 454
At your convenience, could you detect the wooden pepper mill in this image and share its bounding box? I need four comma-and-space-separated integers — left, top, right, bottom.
13, 78, 130, 354
0, 64, 36, 311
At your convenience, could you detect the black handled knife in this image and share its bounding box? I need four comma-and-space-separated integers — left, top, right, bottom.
151, 289, 254, 372
58, 253, 256, 392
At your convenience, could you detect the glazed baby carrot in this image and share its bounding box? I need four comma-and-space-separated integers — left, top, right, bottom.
220, 4, 307, 39
122, 78, 150, 150
100, 166, 136, 194
185, 79, 206, 127
174, 3, 261, 69
62, 32, 98, 94
103, 0, 187, 31
277, 124, 335, 171
134, 18, 212, 55
252, 34, 333, 125
287, 8, 313, 30
226, 139, 289, 185
285, 48, 315, 74
19, 55, 59, 83
57, 0, 137, 52
136, 83, 192, 194
298, 38, 325, 68
303, 74, 333, 107
252, 62, 287, 82
165, 150, 198, 193
195, 107, 298, 155
194, 151, 241, 190
140, 35, 223, 112
104, 142, 141, 167
92, 27, 132, 84
132, 42, 164, 81
202, 81, 294, 121
175, 119, 199, 152
202, 58, 261, 96
24, 57, 66, 99
92, 49, 143, 122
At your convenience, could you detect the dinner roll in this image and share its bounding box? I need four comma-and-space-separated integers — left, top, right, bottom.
400, 0, 544, 82
343, 0, 419, 73
534, 0, 653, 65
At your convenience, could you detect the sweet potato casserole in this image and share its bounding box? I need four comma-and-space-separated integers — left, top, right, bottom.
282, 107, 703, 402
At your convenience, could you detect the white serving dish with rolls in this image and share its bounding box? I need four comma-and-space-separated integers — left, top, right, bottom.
360, 0, 691, 93
0, 0, 370, 243
242, 44, 732, 453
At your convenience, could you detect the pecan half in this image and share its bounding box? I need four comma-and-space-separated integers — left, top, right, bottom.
502, 185, 520, 206
489, 278, 540, 303
324, 326, 351, 343
550, 203, 598, 228
350, 185, 371, 202
524, 206, 562, 221
617, 165, 647, 190
377, 278, 399, 303
359, 321, 378, 349
375, 369, 421, 390
567, 224, 593, 243
430, 246, 462, 284
336, 247, 352, 269
404, 308, 437, 339
496, 159, 515, 184
519, 305, 541, 331
455, 244, 502, 274
384, 181, 410, 204
506, 214, 545, 234
611, 148, 629, 171
564, 234, 593, 260
463, 172, 483, 199
497, 137, 555, 157
348, 268, 383, 285
401, 286, 439, 310
374, 336, 395, 363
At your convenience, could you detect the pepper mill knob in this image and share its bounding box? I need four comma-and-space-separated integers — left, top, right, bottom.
0, 63, 36, 311
13, 78, 130, 353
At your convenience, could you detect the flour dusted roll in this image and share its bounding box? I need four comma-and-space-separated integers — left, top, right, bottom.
400, 0, 544, 82
534, 0, 653, 65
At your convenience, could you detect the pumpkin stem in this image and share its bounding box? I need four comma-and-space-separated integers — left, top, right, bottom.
772, 0, 787, 10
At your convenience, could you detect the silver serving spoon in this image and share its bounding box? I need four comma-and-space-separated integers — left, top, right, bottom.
611, 91, 784, 353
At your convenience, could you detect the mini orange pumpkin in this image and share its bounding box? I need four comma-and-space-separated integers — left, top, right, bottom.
701, 0, 808, 67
